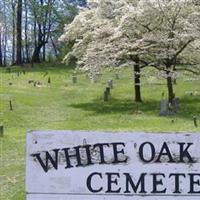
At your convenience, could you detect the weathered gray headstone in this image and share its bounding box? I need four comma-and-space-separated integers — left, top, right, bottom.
172, 97, 180, 112
108, 80, 113, 89
72, 76, 77, 84
159, 100, 175, 116
159, 100, 169, 116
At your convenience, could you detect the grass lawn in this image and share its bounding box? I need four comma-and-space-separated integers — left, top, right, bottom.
0, 63, 200, 199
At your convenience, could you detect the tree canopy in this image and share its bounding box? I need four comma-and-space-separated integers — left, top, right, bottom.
60, 0, 200, 102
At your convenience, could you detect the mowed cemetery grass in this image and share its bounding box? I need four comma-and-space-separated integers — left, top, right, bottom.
0, 63, 200, 199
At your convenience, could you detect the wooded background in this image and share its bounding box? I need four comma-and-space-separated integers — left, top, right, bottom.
0, 0, 86, 66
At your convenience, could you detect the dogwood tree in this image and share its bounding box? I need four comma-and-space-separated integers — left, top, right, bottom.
138, 0, 200, 102
60, 0, 200, 103
59, 0, 161, 102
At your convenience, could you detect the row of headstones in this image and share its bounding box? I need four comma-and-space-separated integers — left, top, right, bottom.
72, 73, 120, 84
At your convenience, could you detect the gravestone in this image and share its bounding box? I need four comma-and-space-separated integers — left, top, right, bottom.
172, 97, 180, 113
159, 100, 169, 116
105, 87, 110, 95
159, 100, 175, 116
0, 126, 3, 136
108, 80, 113, 89
91, 77, 97, 84
115, 73, 119, 79
72, 75, 77, 84
28, 80, 34, 84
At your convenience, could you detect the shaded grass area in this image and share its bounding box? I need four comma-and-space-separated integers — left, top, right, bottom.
0, 63, 200, 200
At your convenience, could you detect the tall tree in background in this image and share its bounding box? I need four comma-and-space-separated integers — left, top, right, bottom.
0, 0, 85, 66
0, 23, 2, 66
31, 0, 55, 63
24, 0, 30, 63
11, 0, 16, 64
16, 0, 22, 64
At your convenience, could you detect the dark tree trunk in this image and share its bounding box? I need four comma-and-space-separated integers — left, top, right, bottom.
16, 0, 22, 64
3, 32, 7, 66
32, 46, 42, 63
50, 36, 58, 58
12, 2, 16, 64
24, 0, 30, 63
0, 32, 2, 66
134, 56, 142, 102
43, 44, 46, 62
166, 71, 174, 103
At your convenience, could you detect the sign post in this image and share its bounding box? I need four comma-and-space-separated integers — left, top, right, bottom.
26, 131, 200, 199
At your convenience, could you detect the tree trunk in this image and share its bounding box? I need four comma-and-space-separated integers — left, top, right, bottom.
3, 30, 7, 66
32, 44, 44, 63
0, 31, 2, 66
32, 48, 41, 63
134, 56, 142, 102
12, 2, 16, 64
166, 71, 174, 104
43, 44, 46, 62
50, 36, 58, 58
16, 0, 22, 65
24, 0, 30, 63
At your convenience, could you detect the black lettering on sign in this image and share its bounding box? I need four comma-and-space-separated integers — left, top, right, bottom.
62, 146, 83, 169
151, 173, 166, 193
188, 174, 200, 194
155, 142, 175, 163
139, 142, 155, 163
32, 149, 60, 173
124, 173, 147, 194
106, 173, 121, 193
178, 143, 194, 163
169, 173, 186, 194
87, 172, 103, 193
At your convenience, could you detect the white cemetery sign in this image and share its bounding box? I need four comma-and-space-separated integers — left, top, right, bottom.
26, 131, 200, 200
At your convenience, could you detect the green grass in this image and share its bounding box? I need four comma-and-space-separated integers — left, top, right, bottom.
0, 63, 200, 199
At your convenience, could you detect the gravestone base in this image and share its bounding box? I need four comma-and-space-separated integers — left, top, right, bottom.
159, 100, 175, 116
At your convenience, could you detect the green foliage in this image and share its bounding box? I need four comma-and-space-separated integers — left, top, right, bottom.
0, 63, 200, 199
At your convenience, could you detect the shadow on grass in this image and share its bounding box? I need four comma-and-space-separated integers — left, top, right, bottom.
70, 98, 160, 115
180, 95, 200, 118
70, 96, 200, 119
